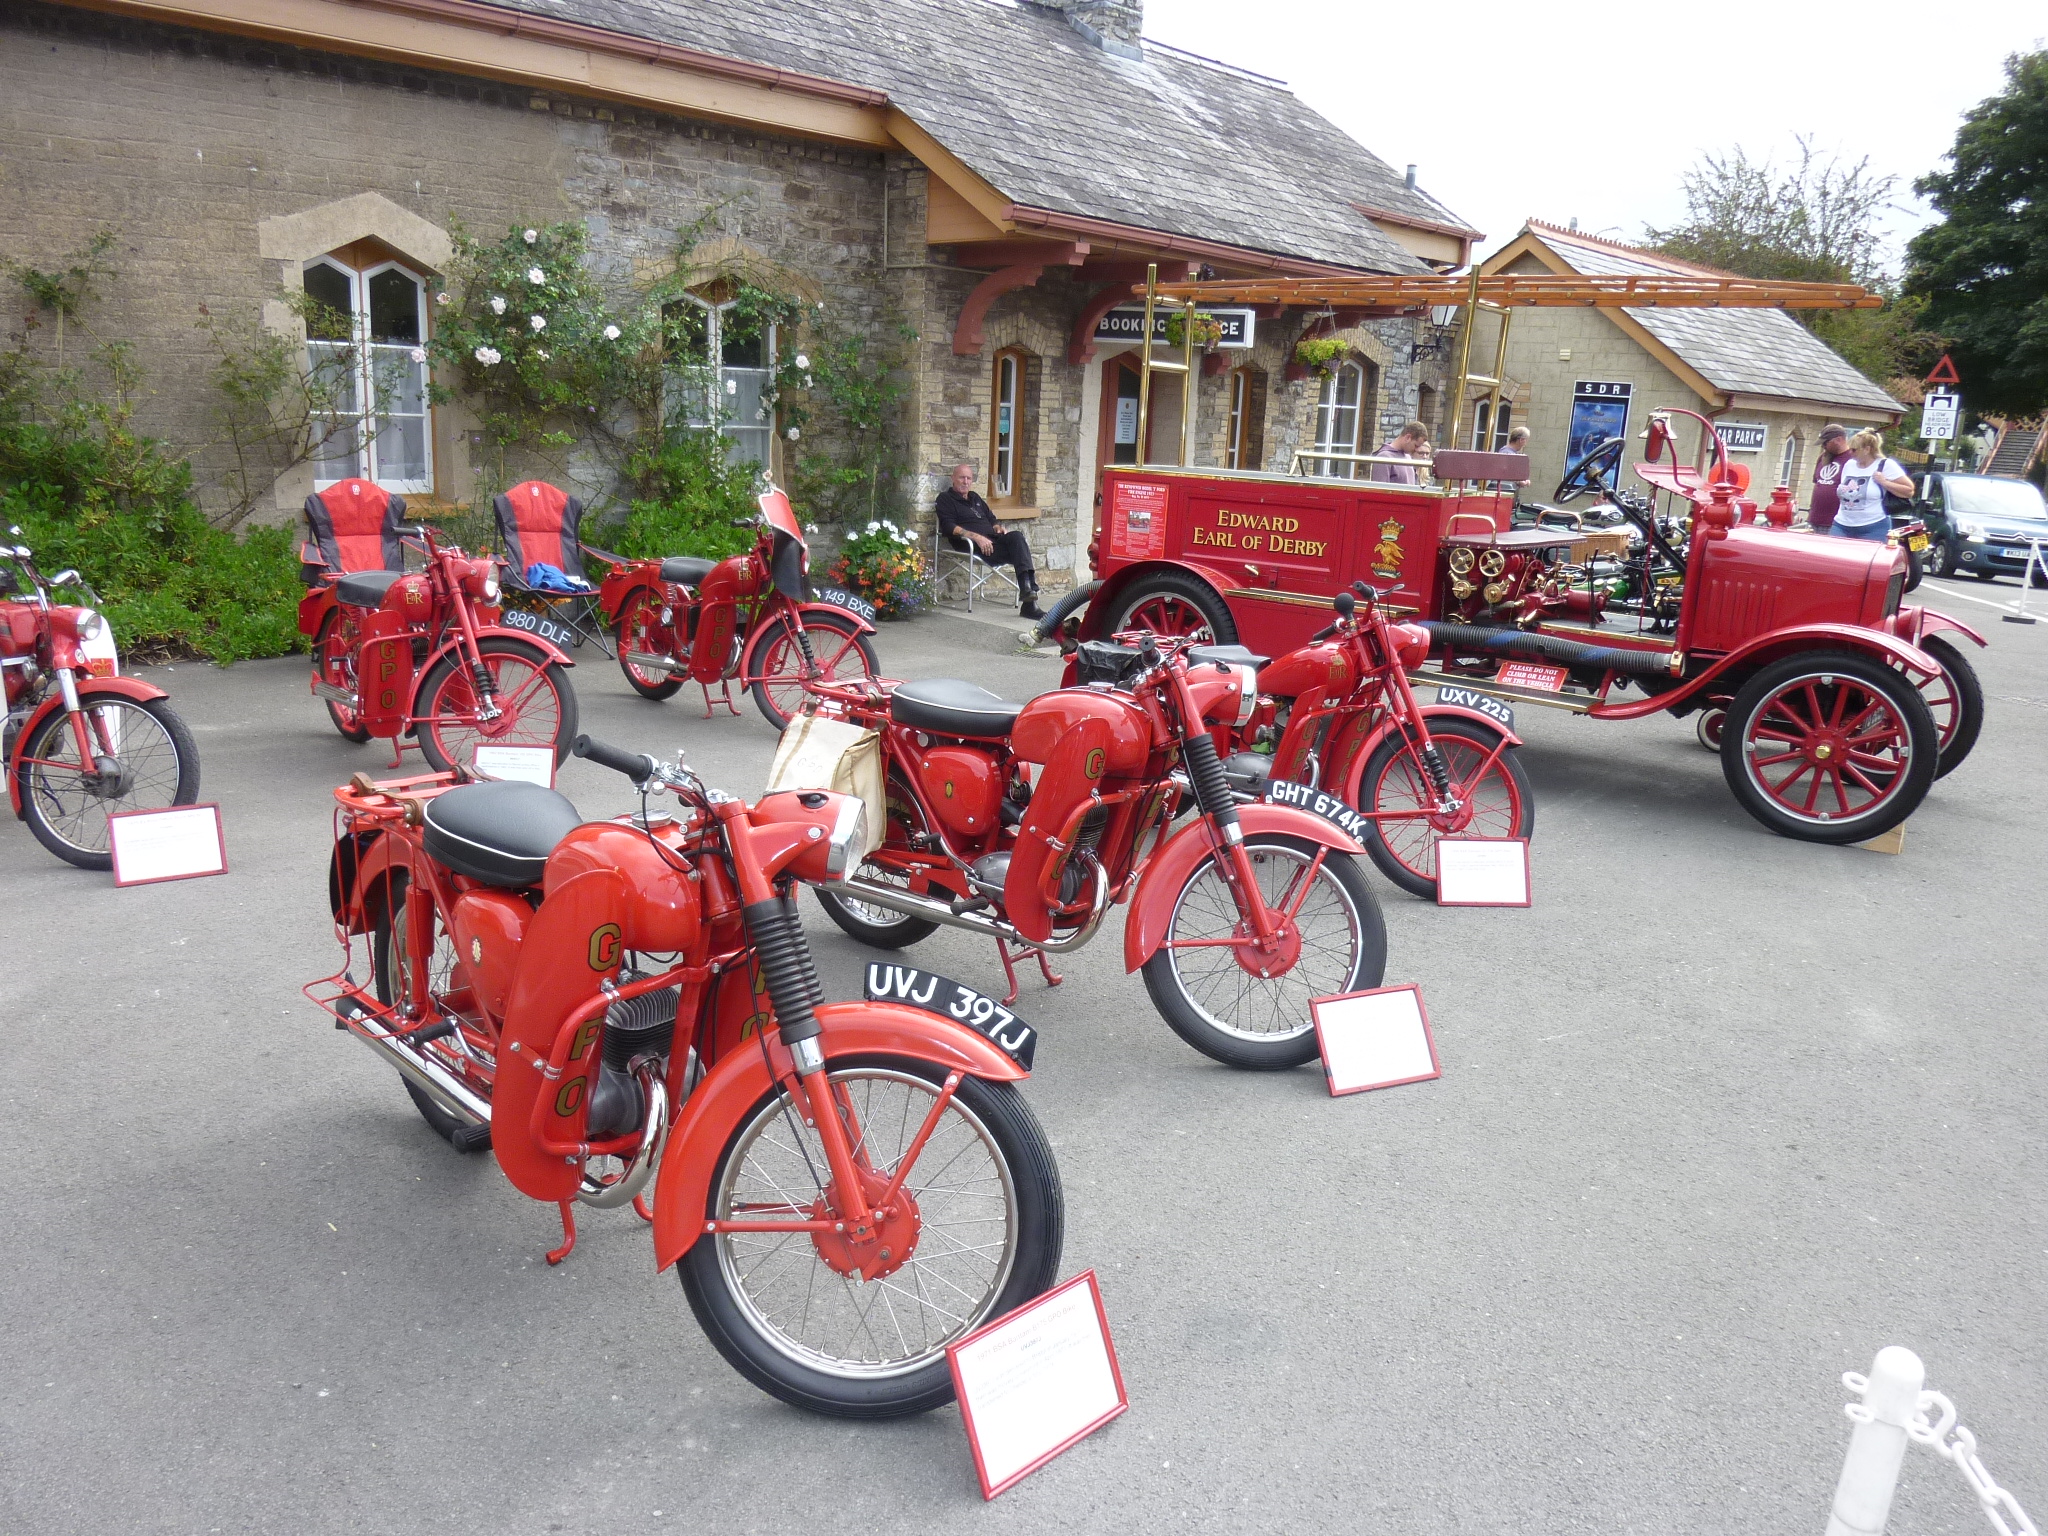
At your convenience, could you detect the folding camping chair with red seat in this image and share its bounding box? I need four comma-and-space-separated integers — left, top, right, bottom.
492, 479, 617, 658
301, 478, 407, 609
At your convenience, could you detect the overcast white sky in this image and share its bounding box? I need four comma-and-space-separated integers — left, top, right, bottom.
1143, 0, 2047, 275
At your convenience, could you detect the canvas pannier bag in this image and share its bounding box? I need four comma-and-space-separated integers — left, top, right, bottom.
764, 712, 885, 860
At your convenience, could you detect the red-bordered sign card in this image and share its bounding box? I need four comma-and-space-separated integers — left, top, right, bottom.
1310, 984, 1441, 1097
1495, 661, 1567, 692
108, 802, 227, 887
947, 1270, 1128, 1500
1434, 836, 1532, 907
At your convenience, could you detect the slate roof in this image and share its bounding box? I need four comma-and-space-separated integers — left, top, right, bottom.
1526, 224, 1900, 413
489, 0, 1465, 274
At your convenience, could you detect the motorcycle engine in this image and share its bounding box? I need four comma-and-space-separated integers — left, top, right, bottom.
584, 983, 678, 1137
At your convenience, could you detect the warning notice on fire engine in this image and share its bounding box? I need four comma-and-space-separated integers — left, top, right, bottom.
1109, 480, 1167, 561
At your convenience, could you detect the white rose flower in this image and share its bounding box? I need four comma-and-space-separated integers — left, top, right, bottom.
805, 523, 820, 535
488, 296, 506, 315
535, 347, 549, 360
603, 324, 622, 341
786, 426, 800, 441
530, 314, 547, 331
794, 353, 810, 370
408, 346, 427, 363
526, 266, 545, 285
724, 378, 738, 395
522, 228, 538, 244
434, 292, 450, 306
473, 345, 501, 366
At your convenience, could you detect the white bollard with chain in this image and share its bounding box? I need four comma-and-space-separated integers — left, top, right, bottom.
1828, 1346, 1926, 1535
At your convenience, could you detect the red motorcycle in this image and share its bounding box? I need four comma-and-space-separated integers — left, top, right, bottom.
2, 529, 199, 868
1202, 585, 1534, 898
596, 489, 879, 726
804, 631, 1387, 1070
300, 520, 577, 774
311, 736, 1063, 1418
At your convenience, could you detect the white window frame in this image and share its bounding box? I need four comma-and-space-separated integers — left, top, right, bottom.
1779, 431, 1803, 490
1226, 368, 1248, 469
990, 350, 1021, 501
303, 256, 434, 495
670, 293, 776, 474
1312, 360, 1366, 478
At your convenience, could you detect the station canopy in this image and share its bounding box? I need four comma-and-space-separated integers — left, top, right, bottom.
1138, 273, 1881, 314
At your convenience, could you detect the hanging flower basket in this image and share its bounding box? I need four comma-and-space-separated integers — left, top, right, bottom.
1164, 310, 1227, 351
1293, 337, 1347, 378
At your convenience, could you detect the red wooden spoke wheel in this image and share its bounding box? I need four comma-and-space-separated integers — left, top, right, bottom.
1719, 651, 1936, 844
614, 587, 683, 701
1107, 572, 1236, 645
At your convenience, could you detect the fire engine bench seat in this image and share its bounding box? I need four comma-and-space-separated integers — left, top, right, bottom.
422, 780, 584, 888
659, 556, 718, 588
889, 678, 1024, 739
1441, 528, 1576, 552
333, 570, 407, 608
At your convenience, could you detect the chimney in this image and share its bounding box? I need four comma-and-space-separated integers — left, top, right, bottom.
1404, 164, 1417, 190
1040, 0, 1144, 60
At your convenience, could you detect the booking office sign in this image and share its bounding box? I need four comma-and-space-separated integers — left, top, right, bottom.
1567, 381, 1633, 476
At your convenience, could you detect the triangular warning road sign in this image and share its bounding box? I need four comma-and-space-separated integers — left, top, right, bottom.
1925, 354, 1961, 386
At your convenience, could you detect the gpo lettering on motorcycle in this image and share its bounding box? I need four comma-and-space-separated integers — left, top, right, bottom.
863, 963, 1036, 1070
1262, 780, 1369, 845
1432, 684, 1515, 732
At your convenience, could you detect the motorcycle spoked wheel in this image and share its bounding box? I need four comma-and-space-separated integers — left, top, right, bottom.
680, 1056, 1063, 1418
1140, 831, 1386, 1070
16, 695, 200, 869
312, 607, 373, 742
613, 586, 684, 702
746, 610, 880, 729
370, 873, 488, 1150
1353, 719, 1534, 900
815, 772, 941, 949
414, 637, 578, 774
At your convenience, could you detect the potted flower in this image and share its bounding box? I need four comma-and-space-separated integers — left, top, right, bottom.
1163, 309, 1226, 352
1289, 336, 1347, 382
827, 518, 929, 619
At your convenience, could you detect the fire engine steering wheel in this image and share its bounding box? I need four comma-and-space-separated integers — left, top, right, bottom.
1554, 436, 1627, 504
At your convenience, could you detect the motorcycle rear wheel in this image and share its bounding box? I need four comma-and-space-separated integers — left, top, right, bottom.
1141, 831, 1385, 1069
613, 586, 684, 701
17, 695, 200, 869
371, 873, 488, 1151
815, 772, 940, 949
680, 1056, 1062, 1417
312, 607, 373, 742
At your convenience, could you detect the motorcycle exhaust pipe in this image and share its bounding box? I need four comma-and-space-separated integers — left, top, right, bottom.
334, 995, 491, 1129
312, 681, 358, 705
835, 865, 1109, 955
619, 650, 680, 675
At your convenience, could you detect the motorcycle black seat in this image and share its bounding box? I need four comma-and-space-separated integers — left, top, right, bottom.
659, 556, 718, 587
422, 780, 582, 888
890, 678, 1024, 739
334, 570, 405, 607
1188, 644, 1270, 673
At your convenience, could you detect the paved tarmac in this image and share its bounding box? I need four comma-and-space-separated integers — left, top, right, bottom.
3, 572, 2045, 1535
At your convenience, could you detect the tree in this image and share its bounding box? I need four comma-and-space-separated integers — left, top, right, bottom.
1643, 139, 1932, 385
1905, 50, 2048, 419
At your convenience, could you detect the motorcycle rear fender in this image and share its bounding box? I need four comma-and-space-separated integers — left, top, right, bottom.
8, 676, 172, 817
596, 566, 659, 623
419, 627, 576, 682
649, 1000, 1027, 1273
328, 825, 407, 934
1340, 705, 1523, 799
297, 586, 334, 638
1890, 606, 1988, 651
1122, 804, 1364, 972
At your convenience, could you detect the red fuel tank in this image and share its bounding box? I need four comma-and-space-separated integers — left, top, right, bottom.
1256, 640, 1347, 702
917, 745, 1003, 837
448, 888, 530, 1023
544, 819, 703, 955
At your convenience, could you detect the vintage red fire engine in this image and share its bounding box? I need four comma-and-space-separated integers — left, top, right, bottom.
1056, 272, 1984, 846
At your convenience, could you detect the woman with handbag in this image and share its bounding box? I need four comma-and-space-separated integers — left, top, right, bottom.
1829, 429, 1914, 543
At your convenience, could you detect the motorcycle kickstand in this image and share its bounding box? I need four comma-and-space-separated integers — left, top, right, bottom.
993, 938, 1061, 1006
546, 1200, 577, 1266
698, 679, 742, 719
633, 1194, 654, 1225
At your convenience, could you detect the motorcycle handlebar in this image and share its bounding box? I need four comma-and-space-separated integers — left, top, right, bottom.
573, 734, 657, 783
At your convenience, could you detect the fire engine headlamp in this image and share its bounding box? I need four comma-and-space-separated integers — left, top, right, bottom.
73, 607, 104, 640
823, 796, 868, 878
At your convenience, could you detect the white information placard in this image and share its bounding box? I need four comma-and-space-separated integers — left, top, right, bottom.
948, 1271, 1127, 1499
109, 803, 227, 887
1311, 985, 1440, 1097
1436, 837, 1531, 906
470, 745, 556, 787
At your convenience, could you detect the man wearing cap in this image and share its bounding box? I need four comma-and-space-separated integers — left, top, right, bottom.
1808, 425, 1851, 533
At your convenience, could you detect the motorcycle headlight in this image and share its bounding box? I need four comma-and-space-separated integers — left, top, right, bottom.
480, 572, 500, 603
73, 607, 104, 640
824, 796, 868, 878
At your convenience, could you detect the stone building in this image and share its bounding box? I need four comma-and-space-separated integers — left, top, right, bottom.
0, 0, 1480, 594
1469, 222, 1900, 509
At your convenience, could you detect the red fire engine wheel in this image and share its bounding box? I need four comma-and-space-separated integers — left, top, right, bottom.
1107, 573, 1237, 645
1718, 651, 1937, 843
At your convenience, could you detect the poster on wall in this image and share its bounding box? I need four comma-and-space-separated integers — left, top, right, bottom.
1566, 381, 1633, 470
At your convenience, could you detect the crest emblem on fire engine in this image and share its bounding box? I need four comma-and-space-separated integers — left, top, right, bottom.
1371, 519, 1404, 579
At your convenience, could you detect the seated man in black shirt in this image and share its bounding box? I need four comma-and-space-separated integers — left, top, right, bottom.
935, 462, 1043, 619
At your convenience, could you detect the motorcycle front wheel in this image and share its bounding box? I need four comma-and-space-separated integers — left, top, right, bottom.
415, 637, 578, 774
1140, 831, 1386, 1070
1355, 719, 1534, 899
17, 695, 200, 869
746, 610, 880, 729
681, 1056, 1063, 1418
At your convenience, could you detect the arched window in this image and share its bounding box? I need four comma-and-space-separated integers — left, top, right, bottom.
666, 284, 777, 473
1226, 366, 1267, 470
302, 255, 432, 492
1312, 360, 1367, 478
1779, 430, 1803, 489
989, 347, 1027, 505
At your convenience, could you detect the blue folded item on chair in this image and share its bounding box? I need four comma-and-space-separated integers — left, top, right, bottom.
523, 562, 593, 592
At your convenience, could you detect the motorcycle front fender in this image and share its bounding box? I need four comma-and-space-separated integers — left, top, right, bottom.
1122, 804, 1366, 972
8, 676, 173, 817
649, 999, 1027, 1273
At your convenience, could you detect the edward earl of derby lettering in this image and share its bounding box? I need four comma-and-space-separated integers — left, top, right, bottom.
1190, 508, 1327, 558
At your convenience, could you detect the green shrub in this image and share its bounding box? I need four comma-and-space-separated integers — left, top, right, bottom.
611, 429, 762, 563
